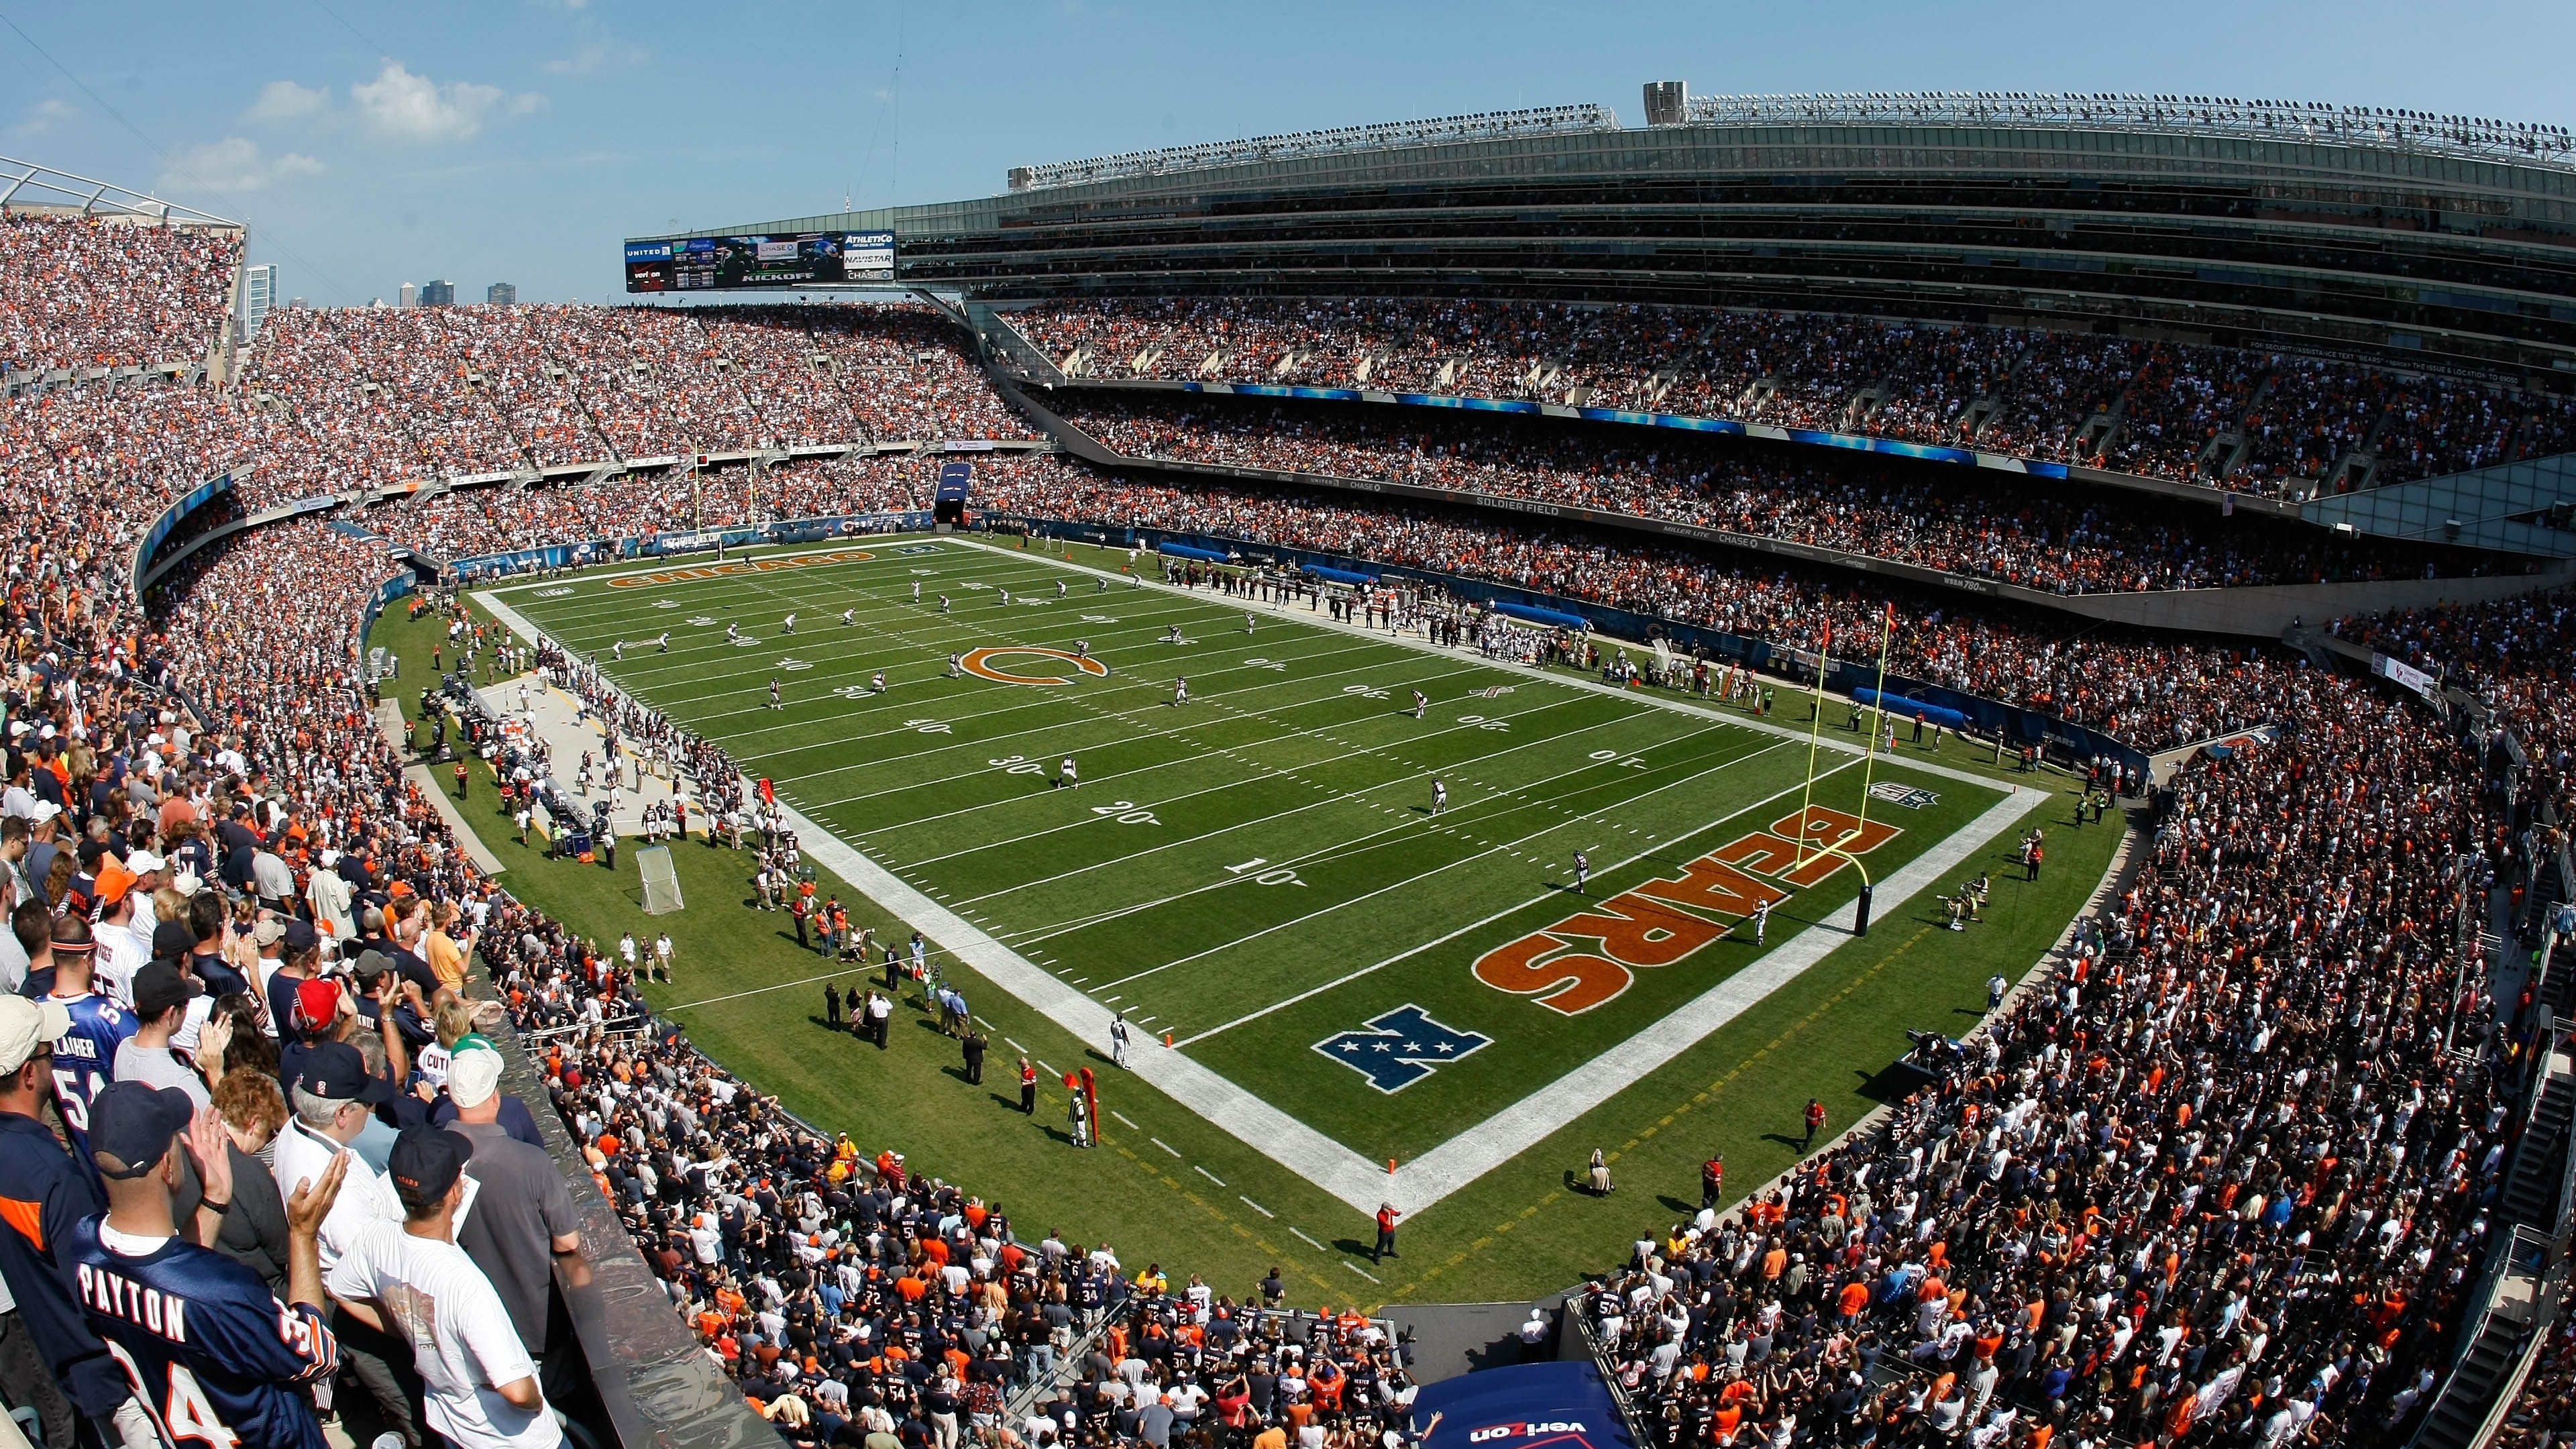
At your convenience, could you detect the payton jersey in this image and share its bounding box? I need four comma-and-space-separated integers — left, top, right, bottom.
62, 1216, 338, 1449
47, 991, 137, 1167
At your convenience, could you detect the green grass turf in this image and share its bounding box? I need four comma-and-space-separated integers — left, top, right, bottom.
496, 539, 2005, 1156
372, 535, 2125, 1306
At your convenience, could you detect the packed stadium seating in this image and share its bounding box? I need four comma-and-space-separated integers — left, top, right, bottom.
0, 213, 241, 373
226, 298, 1040, 507
1055, 393, 2491, 594
4, 205, 2573, 1449
1006, 298, 2576, 494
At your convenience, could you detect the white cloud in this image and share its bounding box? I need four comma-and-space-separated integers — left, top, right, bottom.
159, 138, 325, 195
10, 99, 77, 138
350, 61, 543, 144
247, 80, 330, 122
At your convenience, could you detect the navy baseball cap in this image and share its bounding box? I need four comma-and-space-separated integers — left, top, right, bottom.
301, 1040, 392, 1105
282, 918, 320, 953
131, 961, 199, 1021
88, 1081, 193, 1180
150, 920, 196, 963
388, 1126, 474, 1210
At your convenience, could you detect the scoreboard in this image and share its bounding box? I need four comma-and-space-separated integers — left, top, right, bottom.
625, 229, 897, 292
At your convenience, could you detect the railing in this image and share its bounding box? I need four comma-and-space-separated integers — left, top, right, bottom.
1008, 105, 1619, 191
1565, 1305, 1659, 1449
1669, 91, 2576, 170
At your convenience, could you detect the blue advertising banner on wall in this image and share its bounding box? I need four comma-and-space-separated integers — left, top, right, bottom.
1179, 382, 2072, 481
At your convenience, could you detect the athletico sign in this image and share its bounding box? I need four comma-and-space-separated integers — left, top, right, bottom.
1472, 806, 1897, 1015
606, 548, 876, 589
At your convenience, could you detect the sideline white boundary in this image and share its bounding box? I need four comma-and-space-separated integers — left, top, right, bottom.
476, 538, 2047, 1218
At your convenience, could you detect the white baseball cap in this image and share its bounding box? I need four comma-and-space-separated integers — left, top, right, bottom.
447, 1044, 504, 1109
0, 998, 70, 1075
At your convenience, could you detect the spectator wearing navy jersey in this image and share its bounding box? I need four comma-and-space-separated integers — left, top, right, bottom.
67, 1079, 346, 1449
0, 996, 107, 1448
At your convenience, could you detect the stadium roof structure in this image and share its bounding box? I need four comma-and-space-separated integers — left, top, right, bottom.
0, 156, 241, 228
1668, 92, 2576, 173
1006, 104, 1621, 192
637, 83, 2576, 377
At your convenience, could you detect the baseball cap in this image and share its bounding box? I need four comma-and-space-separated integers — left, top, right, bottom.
282, 919, 319, 953
92, 863, 139, 906
351, 949, 395, 982
388, 1126, 474, 1210
447, 1044, 504, 1109
131, 961, 199, 1021
252, 918, 287, 948
0, 998, 70, 1074
125, 851, 166, 875
150, 921, 196, 963
294, 977, 343, 1031
170, 871, 202, 898
299, 1040, 390, 1105
87, 1081, 193, 1180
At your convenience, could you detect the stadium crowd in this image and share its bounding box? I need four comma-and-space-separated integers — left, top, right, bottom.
1, 208, 2573, 1449
229, 299, 1039, 507
0, 215, 241, 374
1006, 297, 2576, 493
1059, 394, 2486, 594
1576, 647, 2529, 1448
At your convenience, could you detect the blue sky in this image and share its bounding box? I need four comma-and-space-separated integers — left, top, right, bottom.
6, 0, 2571, 306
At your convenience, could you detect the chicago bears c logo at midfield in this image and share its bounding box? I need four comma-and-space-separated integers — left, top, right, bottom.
959, 647, 1111, 686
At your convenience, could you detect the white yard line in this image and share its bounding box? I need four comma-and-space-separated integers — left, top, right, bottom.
1239, 1196, 1275, 1218
1092, 737, 1803, 994
792, 652, 1493, 804
1291, 1228, 1328, 1251
866, 685, 1581, 853
958, 712, 1712, 911
1195, 1165, 1228, 1186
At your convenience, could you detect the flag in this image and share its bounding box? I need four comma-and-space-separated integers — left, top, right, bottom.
1818, 621, 1832, 654
758, 777, 776, 806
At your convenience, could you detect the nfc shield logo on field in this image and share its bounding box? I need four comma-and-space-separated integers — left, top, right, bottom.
1314, 1004, 1492, 1093
1867, 780, 1939, 810
959, 647, 1110, 686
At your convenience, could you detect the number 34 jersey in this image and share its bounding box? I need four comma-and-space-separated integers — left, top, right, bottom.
62, 1215, 337, 1449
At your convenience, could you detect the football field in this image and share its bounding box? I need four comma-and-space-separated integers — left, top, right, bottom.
478, 537, 2043, 1214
